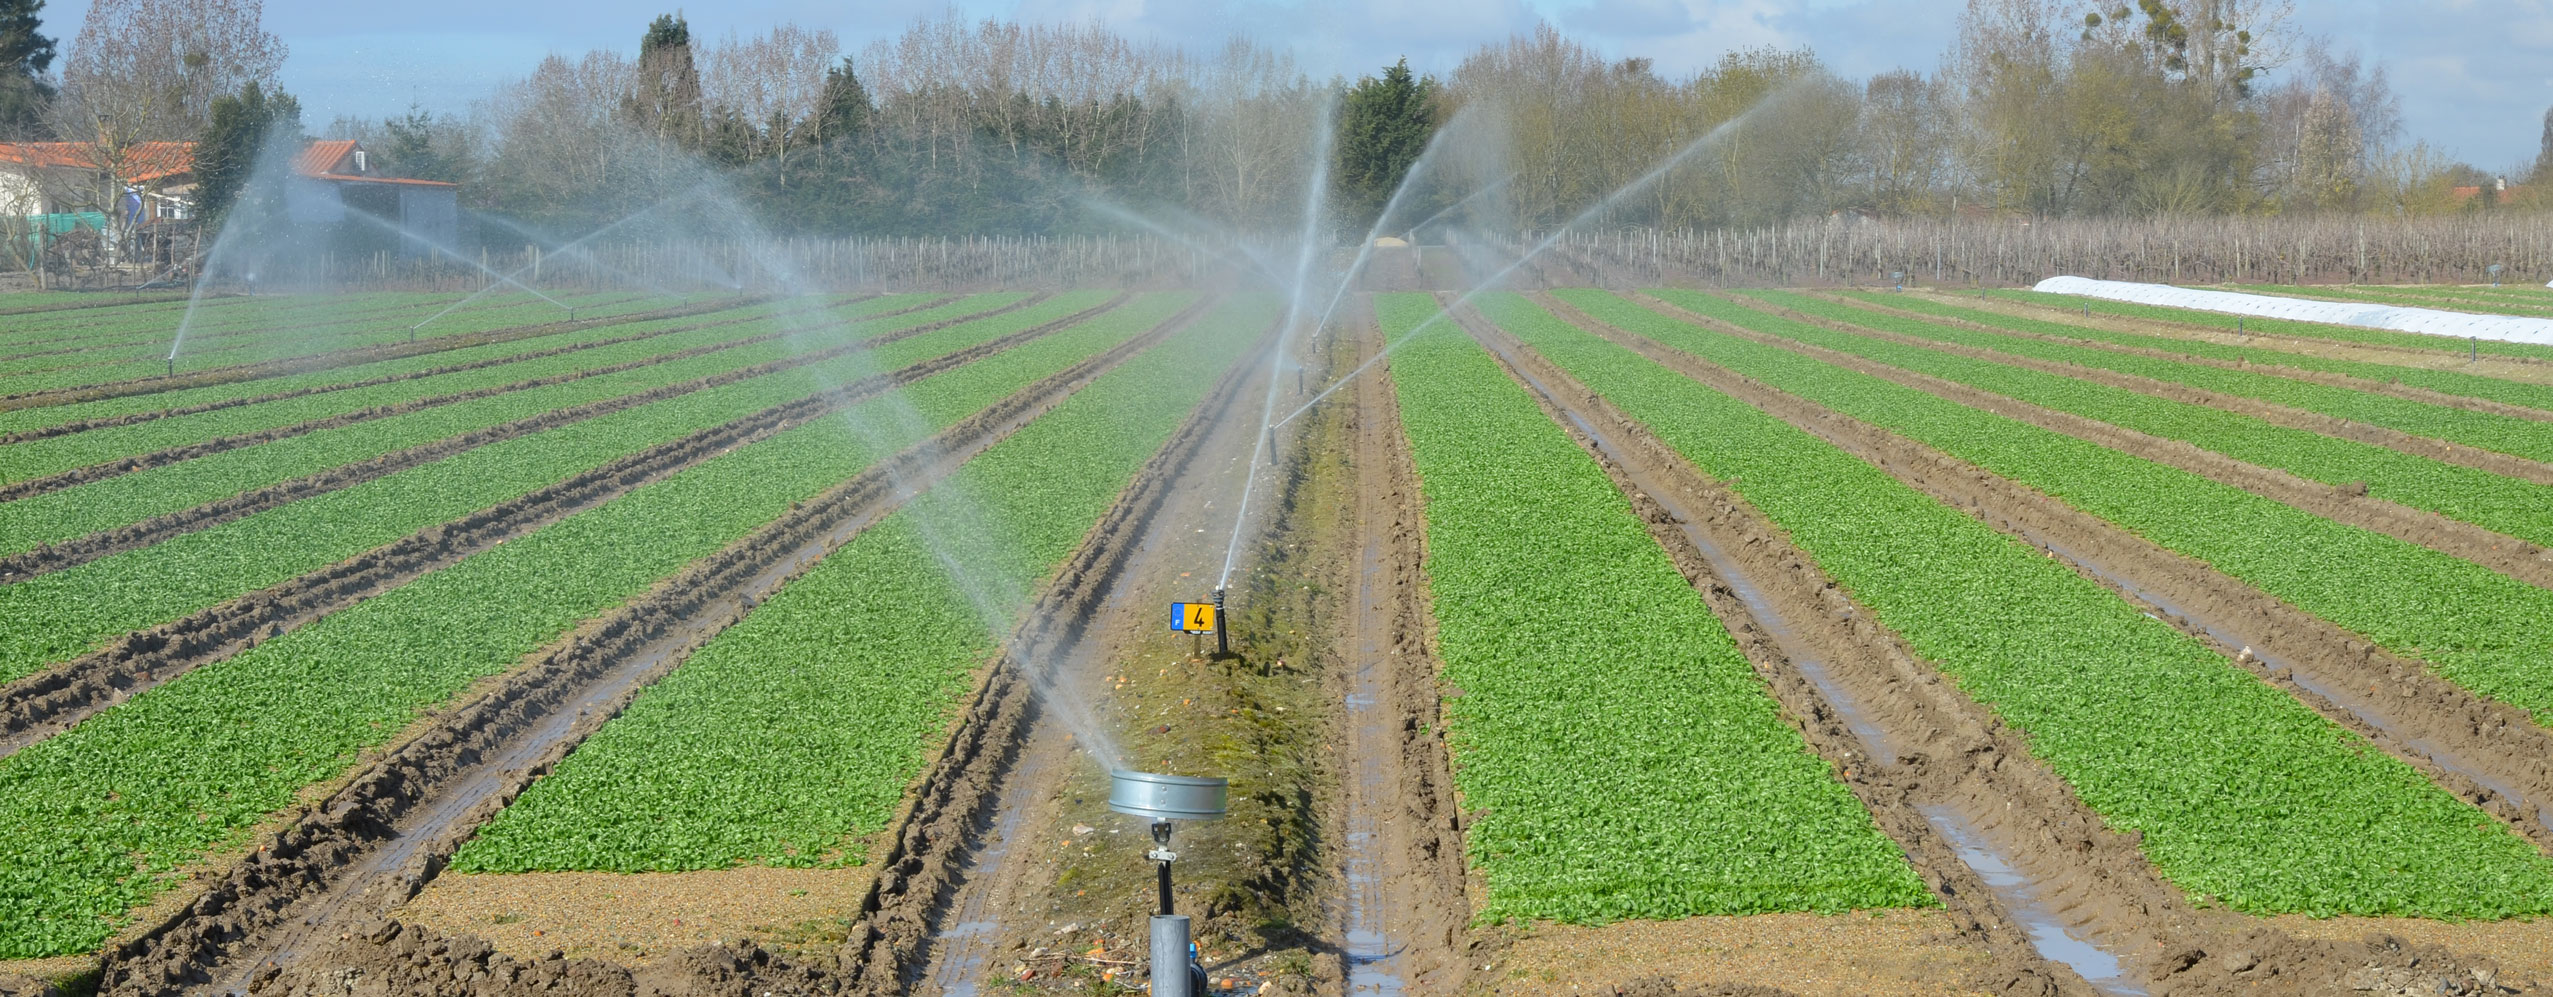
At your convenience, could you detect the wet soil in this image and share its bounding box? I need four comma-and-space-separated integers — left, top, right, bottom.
0, 296, 772, 414
1329, 304, 1474, 996
1539, 292, 2553, 994
1799, 292, 2553, 485
1457, 299, 2086, 997
0, 293, 1129, 760
399, 868, 871, 966
0, 294, 1050, 582
1708, 294, 2553, 592
83, 295, 1208, 997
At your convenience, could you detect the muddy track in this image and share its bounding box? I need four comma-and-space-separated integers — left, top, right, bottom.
90, 294, 1219, 997
0, 295, 1074, 581
1331, 303, 1476, 996
1451, 300, 2088, 996
0, 293, 1130, 760
1541, 295, 2553, 993
1798, 292, 2553, 474
0, 295, 778, 413
835, 311, 1284, 997
0, 295, 964, 447
1665, 295, 2553, 592
1928, 290, 2553, 372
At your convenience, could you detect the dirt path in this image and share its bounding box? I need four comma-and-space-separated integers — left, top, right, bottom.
0, 293, 1094, 583
1535, 294, 2553, 995
0, 294, 1128, 760
88, 296, 1221, 997
1660, 294, 2553, 593
1796, 292, 2553, 484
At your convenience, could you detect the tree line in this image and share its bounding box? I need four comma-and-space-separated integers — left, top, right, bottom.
5, 0, 2553, 248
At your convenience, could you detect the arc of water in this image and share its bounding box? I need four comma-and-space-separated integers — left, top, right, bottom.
340, 207, 571, 311
407, 190, 703, 336
1272, 88, 1793, 430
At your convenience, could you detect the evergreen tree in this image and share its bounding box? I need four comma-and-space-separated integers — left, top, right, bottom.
812, 57, 872, 150
626, 13, 702, 146
195, 80, 302, 226
0, 0, 55, 138
1335, 58, 1438, 232
380, 105, 473, 183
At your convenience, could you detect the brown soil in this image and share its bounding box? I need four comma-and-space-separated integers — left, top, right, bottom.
0, 294, 1047, 581
1909, 288, 2553, 383
1534, 293, 2553, 992
1701, 293, 2553, 592
0, 295, 964, 447
1459, 299, 2084, 996
1802, 291, 2553, 484
87, 295, 1213, 997
0, 292, 1127, 760
1330, 301, 1476, 994
399, 869, 872, 965
0, 295, 773, 414
1487, 913, 1995, 997
1622, 290, 2553, 848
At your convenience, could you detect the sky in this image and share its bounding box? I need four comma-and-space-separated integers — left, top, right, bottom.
30, 0, 2553, 172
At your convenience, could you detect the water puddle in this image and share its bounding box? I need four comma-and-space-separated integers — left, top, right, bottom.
1922, 805, 2145, 995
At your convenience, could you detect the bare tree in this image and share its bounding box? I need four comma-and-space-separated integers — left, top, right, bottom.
46, 0, 282, 264
700, 24, 838, 171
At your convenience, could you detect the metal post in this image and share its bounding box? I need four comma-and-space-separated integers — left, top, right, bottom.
1213, 588, 1228, 657
1150, 915, 1193, 997
1153, 820, 1175, 915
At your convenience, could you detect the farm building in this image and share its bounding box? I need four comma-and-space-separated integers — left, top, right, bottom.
0, 138, 460, 268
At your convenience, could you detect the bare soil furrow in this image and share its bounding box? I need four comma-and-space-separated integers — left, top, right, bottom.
1543, 295, 2553, 993
0, 295, 773, 413
0, 292, 1129, 759
1332, 303, 1474, 995
0, 295, 941, 447
0, 296, 1068, 580
1794, 292, 2553, 481
1655, 294, 2553, 592
1455, 300, 2087, 997
841, 310, 1279, 997
90, 294, 1216, 997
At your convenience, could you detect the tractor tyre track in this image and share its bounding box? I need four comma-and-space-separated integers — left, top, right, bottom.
0, 294, 1076, 581
1542, 295, 2553, 992
1658, 294, 2553, 592
94, 293, 1216, 997
0, 293, 1130, 758
1452, 300, 2090, 997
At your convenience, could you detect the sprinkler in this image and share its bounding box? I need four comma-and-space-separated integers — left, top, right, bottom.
1109, 770, 1227, 997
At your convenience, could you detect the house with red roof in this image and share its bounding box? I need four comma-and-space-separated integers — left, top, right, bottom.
282, 139, 460, 257
0, 138, 459, 262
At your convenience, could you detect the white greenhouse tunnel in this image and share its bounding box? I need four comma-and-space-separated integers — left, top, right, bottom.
2030, 276, 2553, 347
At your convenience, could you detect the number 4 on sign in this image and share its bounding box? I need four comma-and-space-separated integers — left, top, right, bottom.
1172, 602, 1217, 634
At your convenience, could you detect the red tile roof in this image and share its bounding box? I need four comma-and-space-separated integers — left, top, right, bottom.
293, 139, 357, 177
0, 141, 196, 183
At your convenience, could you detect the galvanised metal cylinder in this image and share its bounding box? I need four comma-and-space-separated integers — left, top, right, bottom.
1150, 914, 1192, 997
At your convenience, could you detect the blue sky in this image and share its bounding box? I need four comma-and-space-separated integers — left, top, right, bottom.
32, 0, 2553, 171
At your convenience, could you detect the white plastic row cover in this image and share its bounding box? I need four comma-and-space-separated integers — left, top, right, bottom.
2030, 276, 2553, 346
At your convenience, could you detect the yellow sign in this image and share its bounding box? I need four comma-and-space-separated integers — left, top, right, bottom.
1172, 602, 1217, 634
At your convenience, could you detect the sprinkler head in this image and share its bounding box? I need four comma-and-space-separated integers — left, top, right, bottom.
1108, 770, 1228, 823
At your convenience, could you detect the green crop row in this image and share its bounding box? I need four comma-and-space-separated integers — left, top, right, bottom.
0, 293, 1193, 959
1763, 292, 2553, 463
0, 291, 1116, 684
0, 299, 961, 552
0, 293, 673, 395
1367, 292, 1930, 924
0, 297, 806, 439
1740, 291, 2553, 550
0, 295, 965, 447
1495, 291, 2553, 918
447, 294, 1261, 875
1842, 291, 2553, 416
1593, 290, 2553, 730
1985, 288, 2553, 363
0, 292, 458, 349
0, 292, 586, 363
